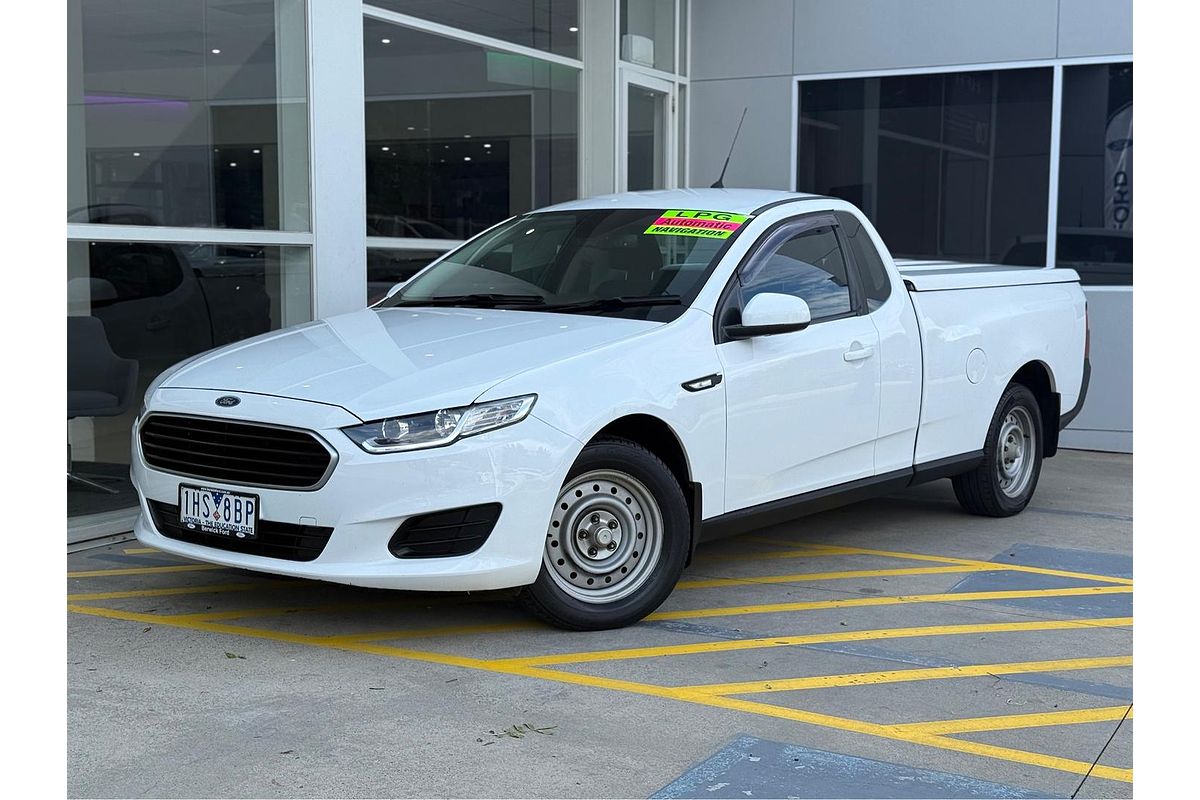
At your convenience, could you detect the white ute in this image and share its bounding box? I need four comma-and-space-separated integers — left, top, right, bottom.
133, 189, 1090, 630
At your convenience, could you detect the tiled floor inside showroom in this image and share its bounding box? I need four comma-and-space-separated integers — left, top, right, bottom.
68, 450, 1131, 799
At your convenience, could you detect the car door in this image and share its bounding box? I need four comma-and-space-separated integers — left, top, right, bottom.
716, 213, 881, 511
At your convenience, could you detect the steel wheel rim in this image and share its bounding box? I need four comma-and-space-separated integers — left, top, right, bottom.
543, 469, 664, 604
996, 406, 1036, 498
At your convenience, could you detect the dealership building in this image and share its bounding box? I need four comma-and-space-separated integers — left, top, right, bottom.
67, 0, 1132, 542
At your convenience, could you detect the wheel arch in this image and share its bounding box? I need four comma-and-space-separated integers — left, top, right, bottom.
589, 414, 703, 564
1008, 360, 1060, 457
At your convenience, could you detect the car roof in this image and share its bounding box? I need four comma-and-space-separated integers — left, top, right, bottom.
535, 188, 823, 216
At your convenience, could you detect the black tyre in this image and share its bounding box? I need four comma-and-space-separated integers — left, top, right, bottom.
952, 383, 1045, 517
518, 436, 690, 631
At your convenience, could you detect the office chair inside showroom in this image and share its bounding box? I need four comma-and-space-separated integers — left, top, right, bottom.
67, 315, 138, 494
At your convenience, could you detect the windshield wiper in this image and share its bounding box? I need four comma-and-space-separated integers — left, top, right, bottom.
391, 293, 548, 308
540, 295, 683, 314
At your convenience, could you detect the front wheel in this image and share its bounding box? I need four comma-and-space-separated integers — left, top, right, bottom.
518, 437, 690, 630
952, 383, 1045, 517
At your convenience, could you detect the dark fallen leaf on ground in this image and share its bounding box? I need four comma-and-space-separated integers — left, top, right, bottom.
224, 652, 246, 659
142, 627, 151, 633
368, 687, 384, 690
280, 750, 294, 755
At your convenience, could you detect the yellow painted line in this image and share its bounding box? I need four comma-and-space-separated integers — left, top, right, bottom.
745, 541, 1133, 586
895, 705, 1133, 736
497, 616, 1133, 667
323, 621, 536, 643
64, 602, 1132, 783
67, 564, 227, 578
682, 655, 1133, 696
676, 564, 990, 589
67, 582, 285, 602
647, 584, 1131, 623
122, 547, 160, 555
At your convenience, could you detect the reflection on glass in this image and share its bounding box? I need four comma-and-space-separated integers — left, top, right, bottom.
797, 68, 1053, 265
68, 0, 310, 230
367, 1, 580, 59
67, 242, 311, 518
367, 249, 445, 305
1055, 63, 1132, 286
627, 85, 668, 191
364, 20, 579, 240
620, 0, 675, 73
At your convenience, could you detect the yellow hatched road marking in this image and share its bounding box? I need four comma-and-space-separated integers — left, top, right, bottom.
741, 541, 1133, 586
496, 617, 1133, 667
676, 564, 990, 589
647, 585, 1131, 623
64, 602, 1132, 783
681, 655, 1133, 696
67, 582, 285, 602
894, 705, 1133, 735
67, 564, 226, 578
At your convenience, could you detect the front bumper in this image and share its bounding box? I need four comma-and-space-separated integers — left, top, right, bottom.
132, 389, 580, 591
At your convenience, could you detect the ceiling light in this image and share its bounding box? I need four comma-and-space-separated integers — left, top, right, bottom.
132, 151, 141, 157
381, 38, 391, 44
228, 161, 237, 167
252, 148, 261, 154
568, 26, 579, 32
381, 146, 390, 151
463, 156, 472, 162
406, 126, 415, 131
211, 48, 221, 54
463, 134, 471, 139
483, 143, 492, 149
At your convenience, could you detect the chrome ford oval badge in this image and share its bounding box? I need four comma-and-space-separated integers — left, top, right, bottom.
215, 395, 241, 408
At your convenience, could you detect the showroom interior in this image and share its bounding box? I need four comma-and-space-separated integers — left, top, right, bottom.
66, 0, 1132, 545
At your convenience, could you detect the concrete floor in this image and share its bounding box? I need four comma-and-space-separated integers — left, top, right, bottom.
67, 450, 1132, 799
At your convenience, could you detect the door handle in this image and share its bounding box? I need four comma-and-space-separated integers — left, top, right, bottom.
843, 343, 874, 362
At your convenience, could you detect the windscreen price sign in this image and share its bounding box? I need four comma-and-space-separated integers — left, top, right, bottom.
645, 210, 749, 239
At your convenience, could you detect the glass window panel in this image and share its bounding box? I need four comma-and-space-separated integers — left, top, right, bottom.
367, 248, 446, 304
367, 1, 580, 59
68, 0, 310, 231
1056, 63, 1132, 286
67, 242, 311, 517
364, 20, 579, 240
742, 226, 853, 322
620, 0, 675, 73
797, 68, 1052, 265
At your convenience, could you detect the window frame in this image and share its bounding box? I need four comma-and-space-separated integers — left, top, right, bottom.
835, 211, 893, 312
713, 211, 866, 345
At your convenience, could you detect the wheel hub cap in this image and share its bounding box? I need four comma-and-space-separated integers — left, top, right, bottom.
543, 469, 664, 604
995, 406, 1036, 499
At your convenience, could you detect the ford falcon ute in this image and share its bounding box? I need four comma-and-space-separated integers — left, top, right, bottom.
132, 188, 1090, 630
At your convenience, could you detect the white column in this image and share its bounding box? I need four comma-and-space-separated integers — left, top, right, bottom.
581, 0, 618, 197
308, 0, 367, 317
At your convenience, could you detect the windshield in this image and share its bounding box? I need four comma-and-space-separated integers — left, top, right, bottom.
380, 208, 750, 319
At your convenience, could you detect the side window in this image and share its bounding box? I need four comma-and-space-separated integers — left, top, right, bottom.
741, 224, 853, 322
837, 212, 892, 311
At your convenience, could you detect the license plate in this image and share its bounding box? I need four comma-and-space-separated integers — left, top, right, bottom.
179, 485, 259, 540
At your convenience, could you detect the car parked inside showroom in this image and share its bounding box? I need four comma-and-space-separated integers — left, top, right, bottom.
131, 188, 1089, 630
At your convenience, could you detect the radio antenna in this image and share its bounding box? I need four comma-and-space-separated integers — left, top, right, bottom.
711, 107, 748, 189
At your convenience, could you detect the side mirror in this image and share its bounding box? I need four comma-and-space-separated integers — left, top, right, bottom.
384, 281, 407, 300
723, 292, 811, 340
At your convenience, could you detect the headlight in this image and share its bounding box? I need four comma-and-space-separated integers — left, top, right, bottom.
342, 395, 537, 454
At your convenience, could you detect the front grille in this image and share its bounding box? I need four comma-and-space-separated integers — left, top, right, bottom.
148, 500, 333, 562
140, 413, 334, 490
388, 503, 501, 559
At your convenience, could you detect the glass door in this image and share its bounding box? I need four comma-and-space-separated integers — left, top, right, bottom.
620, 72, 675, 191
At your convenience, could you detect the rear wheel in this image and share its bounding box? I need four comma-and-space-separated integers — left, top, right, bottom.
518, 437, 689, 630
952, 383, 1045, 517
